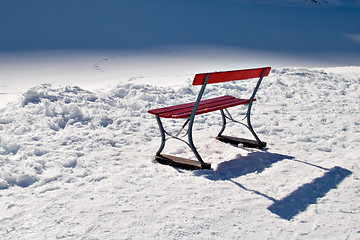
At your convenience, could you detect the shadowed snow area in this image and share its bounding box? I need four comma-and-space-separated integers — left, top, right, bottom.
1, 0, 360, 56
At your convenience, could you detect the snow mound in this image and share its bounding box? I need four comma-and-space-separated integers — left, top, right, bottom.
0, 82, 168, 189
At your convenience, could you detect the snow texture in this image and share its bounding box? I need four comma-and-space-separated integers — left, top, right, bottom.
0, 66, 359, 239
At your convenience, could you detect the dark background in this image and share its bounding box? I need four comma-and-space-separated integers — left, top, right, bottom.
0, 0, 359, 55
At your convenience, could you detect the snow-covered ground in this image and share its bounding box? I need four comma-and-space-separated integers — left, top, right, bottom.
0, 61, 359, 239
1, 0, 360, 239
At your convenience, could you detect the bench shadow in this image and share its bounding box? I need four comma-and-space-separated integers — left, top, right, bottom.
195, 151, 352, 220
196, 151, 294, 181
267, 166, 352, 220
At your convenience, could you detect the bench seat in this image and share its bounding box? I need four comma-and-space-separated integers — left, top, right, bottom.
148, 95, 255, 119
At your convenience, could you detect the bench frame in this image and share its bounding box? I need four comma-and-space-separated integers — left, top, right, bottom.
149, 67, 271, 170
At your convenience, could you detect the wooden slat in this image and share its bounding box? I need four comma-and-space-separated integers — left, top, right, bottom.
193, 67, 271, 86
148, 95, 255, 119
155, 154, 211, 170
148, 95, 233, 116
161, 96, 239, 118
216, 135, 267, 149
171, 98, 252, 118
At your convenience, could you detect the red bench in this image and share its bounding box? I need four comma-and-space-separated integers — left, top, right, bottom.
148, 67, 271, 170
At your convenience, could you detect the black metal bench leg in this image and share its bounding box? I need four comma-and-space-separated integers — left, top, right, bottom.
153, 116, 211, 170
246, 109, 266, 148
188, 117, 208, 167
155, 115, 166, 156
218, 109, 227, 136
216, 107, 267, 149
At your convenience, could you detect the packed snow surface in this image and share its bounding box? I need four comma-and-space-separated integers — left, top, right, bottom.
0, 64, 359, 239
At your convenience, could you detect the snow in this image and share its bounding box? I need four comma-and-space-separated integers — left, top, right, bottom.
1, 0, 360, 239
1, 62, 359, 239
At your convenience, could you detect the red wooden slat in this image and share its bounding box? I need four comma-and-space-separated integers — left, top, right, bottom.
161, 96, 238, 118
148, 95, 256, 119
148, 95, 234, 115
171, 98, 252, 118
192, 67, 271, 86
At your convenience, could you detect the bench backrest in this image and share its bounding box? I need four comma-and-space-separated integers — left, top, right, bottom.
192, 67, 271, 86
